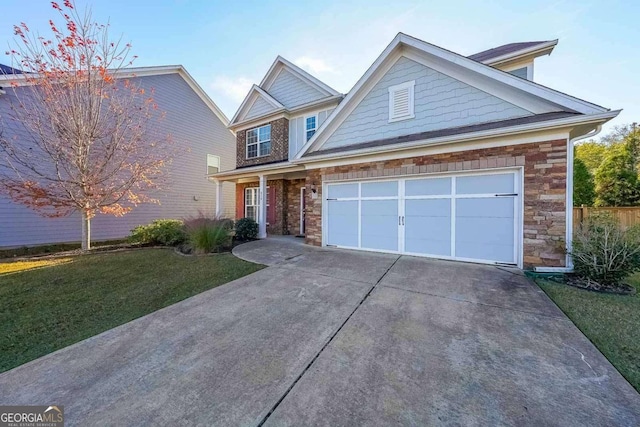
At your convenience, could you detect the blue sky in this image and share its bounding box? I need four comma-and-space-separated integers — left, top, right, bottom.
1, 0, 637, 137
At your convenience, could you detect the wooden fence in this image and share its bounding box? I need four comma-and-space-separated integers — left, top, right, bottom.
573, 206, 640, 231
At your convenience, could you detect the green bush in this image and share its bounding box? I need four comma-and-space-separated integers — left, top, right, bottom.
187, 224, 232, 253
235, 217, 258, 241
571, 213, 640, 286
129, 220, 187, 246
183, 214, 233, 253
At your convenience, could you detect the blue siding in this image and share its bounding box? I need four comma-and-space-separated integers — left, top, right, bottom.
322, 56, 532, 150
0, 73, 236, 247
288, 108, 334, 159
245, 95, 277, 119
267, 69, 325, 108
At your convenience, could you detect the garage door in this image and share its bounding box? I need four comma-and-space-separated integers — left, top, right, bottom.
325, 171, 519, 265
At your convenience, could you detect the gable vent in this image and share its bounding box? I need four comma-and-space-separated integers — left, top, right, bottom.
388, 80, 415, 122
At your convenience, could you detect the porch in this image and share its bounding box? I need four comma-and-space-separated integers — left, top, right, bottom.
212, 163, 310, 239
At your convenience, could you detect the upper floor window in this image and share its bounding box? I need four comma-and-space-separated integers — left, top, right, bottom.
207, 154, 220, 175
246, 124, 271, 158
388, 80, 415, 122
305, 116, 317, 141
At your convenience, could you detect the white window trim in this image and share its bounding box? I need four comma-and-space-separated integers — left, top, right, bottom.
244, 186, 270, 223
246, 124, 272, 159
388, 80, 415, 123
304, 114, 318, 142
207, 154, 220, 175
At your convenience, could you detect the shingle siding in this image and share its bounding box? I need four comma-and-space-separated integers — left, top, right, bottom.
267, 69, 325, 108
0, 72, 236, 247
245, 95, 277, 120
322, 56, 533, 150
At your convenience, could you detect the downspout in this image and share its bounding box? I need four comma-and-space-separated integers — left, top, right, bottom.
534, 125, 603, 273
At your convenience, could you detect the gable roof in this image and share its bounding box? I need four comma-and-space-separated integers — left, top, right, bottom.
260, 56, 340, 97
228, 84, 285, 125
468, 40, 557, 64
294, 33, 612, 159
0, 64, 231, 126
228, 56, 342, 129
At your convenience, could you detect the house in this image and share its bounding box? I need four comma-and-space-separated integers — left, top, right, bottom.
213, 33, 619, 270
0, 65, 236, 248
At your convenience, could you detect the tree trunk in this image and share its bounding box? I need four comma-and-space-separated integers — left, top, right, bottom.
81, 211, 91, 250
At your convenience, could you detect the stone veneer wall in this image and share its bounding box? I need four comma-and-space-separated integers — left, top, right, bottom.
304, 139, 568, 268
236, 117, 289, 168
285, 179, 306, 236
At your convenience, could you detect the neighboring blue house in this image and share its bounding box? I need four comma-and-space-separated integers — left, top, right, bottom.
0, 65, 236, 248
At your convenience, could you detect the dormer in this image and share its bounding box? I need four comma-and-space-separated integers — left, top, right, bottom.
229, 56, 342, 168
467, 40, 558, 81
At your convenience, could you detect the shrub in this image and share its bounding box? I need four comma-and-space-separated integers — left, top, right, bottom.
235, 217, 258, 241
129, 220, 187, 246
187, 224, 232, 253
571, 213, 640, 286
183, 213, 233, 253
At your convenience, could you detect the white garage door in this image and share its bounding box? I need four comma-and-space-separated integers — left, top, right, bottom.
325, 171, 519, 265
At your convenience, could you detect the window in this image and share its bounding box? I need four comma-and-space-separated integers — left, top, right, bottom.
388, 80, 415, 122
207, 154, 220, 175
244, 187, 269, 222
245, 188, 259, 221
305, 115, 317, 141
246, 124, 271, 159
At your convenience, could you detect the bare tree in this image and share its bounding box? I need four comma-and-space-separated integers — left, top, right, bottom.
0, 0, 173, 249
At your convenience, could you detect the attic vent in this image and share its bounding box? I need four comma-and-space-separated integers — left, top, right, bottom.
388, 80, 415, 122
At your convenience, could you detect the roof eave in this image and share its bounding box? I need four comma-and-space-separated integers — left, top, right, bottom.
483, 40, 558, 66
294, 110, 620, 165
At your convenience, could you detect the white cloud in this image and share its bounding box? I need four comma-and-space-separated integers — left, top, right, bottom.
210, 76, 253, 103
294, 56, 335, 75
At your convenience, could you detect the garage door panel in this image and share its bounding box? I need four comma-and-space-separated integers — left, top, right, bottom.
328, 183, 358, 199
456, 173, 514, 194
455, 197, 515, 263
456, 217, 515, 244
361, 181, 398, 198
405, 199, 451, 256
327, 200, 358, 247
456, 198, 514, 218
405, 177, 451, 196
455, 240, 514, 264
361, 200, 398, 251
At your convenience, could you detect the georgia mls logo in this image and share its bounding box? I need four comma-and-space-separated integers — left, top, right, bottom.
0, 405, 64, 427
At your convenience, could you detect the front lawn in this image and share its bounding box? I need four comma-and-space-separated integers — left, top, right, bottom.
0, 248, 263, 373
537, 275, 640, 392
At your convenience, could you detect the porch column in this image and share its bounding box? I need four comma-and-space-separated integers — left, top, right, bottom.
215, 179, 223, 218
258, 174, 267, 238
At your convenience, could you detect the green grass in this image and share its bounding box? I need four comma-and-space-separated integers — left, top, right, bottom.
537, 275, 640, 392
0, 248, 263, 372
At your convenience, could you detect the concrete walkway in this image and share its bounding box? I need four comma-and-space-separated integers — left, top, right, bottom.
1, 238, 639, 426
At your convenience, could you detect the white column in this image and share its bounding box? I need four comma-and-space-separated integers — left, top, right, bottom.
215, 180, 223, 218
258, 175, 267, 238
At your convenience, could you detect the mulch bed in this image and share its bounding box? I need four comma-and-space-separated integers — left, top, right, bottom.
548, 274, 636, 295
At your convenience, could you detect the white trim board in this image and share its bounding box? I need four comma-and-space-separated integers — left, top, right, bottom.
260, 56, 340, 97
229, 84, 285, 126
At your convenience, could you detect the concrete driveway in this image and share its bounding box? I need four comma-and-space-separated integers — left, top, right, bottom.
1, 238, 639, 426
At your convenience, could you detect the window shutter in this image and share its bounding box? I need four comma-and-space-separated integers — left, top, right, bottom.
388, 81, 415, 122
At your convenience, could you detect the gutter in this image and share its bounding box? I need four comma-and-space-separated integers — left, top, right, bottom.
482, 40, 558, 67
534, 125, 603, 274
